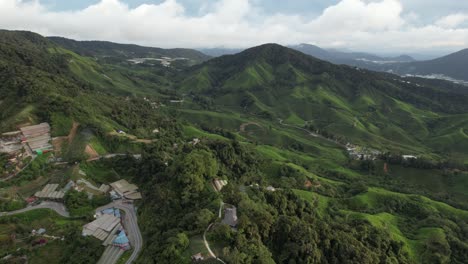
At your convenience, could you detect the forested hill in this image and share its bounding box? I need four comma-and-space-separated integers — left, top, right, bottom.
382, 48, 468, 82
0, 30, 180, 137
179, 43, 468, 162
48, 36, 211, 65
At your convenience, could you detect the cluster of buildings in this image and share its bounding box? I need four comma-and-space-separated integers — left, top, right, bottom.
0, 123, 52, 177
20, 123, 53, 154
346, 143, 381, 160
28, 178, 141, 205
346, 144, 419, 162
83, 208, 130, 250
127, 56, 188, 67
0, 123, 53, 155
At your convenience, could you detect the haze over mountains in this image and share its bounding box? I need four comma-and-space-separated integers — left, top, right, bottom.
199, 44, 468, 84
36, 35, 468, 84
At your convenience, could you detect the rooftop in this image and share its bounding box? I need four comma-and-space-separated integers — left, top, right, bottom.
222, 207, 238, 227
110, 179, 142, 200
83, 214, 121, 241
34, 184, 65, 199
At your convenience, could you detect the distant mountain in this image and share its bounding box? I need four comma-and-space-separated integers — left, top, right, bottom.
48, 37, 211, 65
180, 43, 468, 156
382, 48, 468, 82
289, 43, 415, 65
198, 47, 244, 57
289, 43, 468, 83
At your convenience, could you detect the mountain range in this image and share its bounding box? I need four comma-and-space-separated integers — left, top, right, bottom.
49, 36, 211, 66
199, 43, 468, 83
1, 30, 468, 264
182, 43, 468, 161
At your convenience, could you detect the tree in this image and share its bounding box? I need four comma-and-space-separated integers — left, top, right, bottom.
171, 149, 218, 203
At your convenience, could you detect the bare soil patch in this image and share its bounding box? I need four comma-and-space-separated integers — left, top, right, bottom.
85, 144, 99, 159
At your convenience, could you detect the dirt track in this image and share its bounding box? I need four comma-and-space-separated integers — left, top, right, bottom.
239, 122, 262, 132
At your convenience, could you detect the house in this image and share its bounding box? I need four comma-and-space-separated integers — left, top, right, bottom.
34, 184, 65, 200
191, 253, 204, 262
26, 196, 38, 204
213, 179, 228, 192
37, 228, 46, 235
402, 155, 417, 160
109, 179, 142, 200
112, 230, 130, 250
99, 184, 111, 193
82, 214, 121, 241
222, 207, 238, 228
20, 123, 52, 153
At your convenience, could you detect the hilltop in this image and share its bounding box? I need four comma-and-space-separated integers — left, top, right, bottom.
179, 43, 468, 162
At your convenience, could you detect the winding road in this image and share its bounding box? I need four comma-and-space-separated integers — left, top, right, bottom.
87, 154, 142, 162
0, 201, 69, 217
96, 200, 143, 264
277, 118, 345, 147
203, 201, 226, 264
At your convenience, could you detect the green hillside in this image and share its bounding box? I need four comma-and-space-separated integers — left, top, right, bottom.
177, 44, 468, 162
0, 31, 467, 264
48, 36, 210, 66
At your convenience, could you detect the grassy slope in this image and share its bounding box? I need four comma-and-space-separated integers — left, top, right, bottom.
177, 44, 468, 162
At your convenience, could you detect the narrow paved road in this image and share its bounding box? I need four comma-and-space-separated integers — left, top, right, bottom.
203, 201, 226, 264
0, 201, 69, 217
0, 155, 37, 182
277, 119, 345, 147
203, 223, 217, 258
96, 200, 143, 264
87, 154, 142, 162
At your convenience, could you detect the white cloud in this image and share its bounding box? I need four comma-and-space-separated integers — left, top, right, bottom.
0, 0, 467, 54
435, 13, 468, 28
309, 0, 404, 32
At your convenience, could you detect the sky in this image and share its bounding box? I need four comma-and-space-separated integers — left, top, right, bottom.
1, 0, 468, 56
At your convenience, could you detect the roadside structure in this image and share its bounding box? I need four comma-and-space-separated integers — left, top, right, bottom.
84, 207, 132, 254
0, 123, 52, 178
20, 123, 52, 154
222, 207, 238, 228
83, 213, 121, 241
34, 184, 65, 200
109, 179, 142, 200
191, 253, 205, 262
213, 179, 228, 192
402, 155, 418, 160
